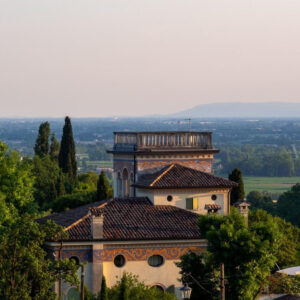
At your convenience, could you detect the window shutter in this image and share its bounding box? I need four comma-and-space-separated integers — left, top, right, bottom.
193, 198, 198, 210
186, 198, 193, 209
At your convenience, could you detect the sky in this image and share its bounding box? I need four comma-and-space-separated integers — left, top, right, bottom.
1, 0, 300, 117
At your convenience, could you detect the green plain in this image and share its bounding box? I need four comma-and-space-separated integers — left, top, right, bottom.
243, 176, 300, 194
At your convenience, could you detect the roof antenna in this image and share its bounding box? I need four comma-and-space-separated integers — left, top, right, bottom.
185, 118, 192, 131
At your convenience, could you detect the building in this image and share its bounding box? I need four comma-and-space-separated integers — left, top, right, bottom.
38, 131, 237, 300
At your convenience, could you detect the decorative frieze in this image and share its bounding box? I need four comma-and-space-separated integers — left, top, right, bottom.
58, 245, 204, 263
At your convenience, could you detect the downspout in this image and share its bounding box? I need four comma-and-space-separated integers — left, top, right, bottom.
133, 154, 137, 197
58, 240, 63, 299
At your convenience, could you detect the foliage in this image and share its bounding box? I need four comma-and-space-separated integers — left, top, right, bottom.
34, 122, 50, 157
46, 191, 97, 212
268, 273, 300, 295
228, 168, 245, 205
58, 116, 77, 188
50, 133, 60, 163
176, 252, 219, 300
99, 276, 109, 300
97, 171, 112, 201
76, 171, 98, 192
0, 142, 36, 227
0, 215, 78, 300
181, 209, 284, 300
277, 184, 300, 227
247, 191, 275, 214
108, 273, 177, 300
33, 155, 64, 208
219, 145, 297, 177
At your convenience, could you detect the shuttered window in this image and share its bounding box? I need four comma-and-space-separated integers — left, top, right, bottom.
186, 198, 198, 210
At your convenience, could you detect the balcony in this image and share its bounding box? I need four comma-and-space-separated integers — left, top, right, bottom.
112, 132, 214, 153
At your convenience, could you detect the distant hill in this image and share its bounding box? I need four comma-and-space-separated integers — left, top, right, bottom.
169, 102, 300, 118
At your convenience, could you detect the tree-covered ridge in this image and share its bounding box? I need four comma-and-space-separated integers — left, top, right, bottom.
218, 145, 299, 177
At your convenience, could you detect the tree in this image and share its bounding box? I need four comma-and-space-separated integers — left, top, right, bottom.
58, 116, 77, 187
0, 142, 36, 228
176, 252, 219, 300
179, 208, 283, 300
0, 215, 79, 300
109, 273, 176, 300
50, 133, 60, 163
97, 171, 110, 201
119, 274, 130, 300
247, 191, 275, 215
33, 155, 61, 208
228, 168, 245, 205
34, 122, 51, 157
99, 276, 109, 300
277, 184, 300, 227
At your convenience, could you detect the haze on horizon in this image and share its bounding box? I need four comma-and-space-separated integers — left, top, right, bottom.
1, 0, 300, 118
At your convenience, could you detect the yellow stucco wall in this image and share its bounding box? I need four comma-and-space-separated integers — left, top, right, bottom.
136, 188, 230, 215
103, 259, 183, 298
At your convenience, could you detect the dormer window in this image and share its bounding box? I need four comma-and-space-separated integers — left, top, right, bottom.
205, 204, 221, 213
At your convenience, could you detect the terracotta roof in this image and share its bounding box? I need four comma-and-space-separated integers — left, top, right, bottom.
37, 197, 201, 241
204, 204, 221, 210
133, 164, 237, 189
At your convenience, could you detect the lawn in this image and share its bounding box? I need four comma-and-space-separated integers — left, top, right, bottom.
243, 176, 300, 195
86, 160, 113, 168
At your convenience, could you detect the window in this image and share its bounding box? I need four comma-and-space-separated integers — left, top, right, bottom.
167, 195, 173, 202
114, 255, 126, 268
151, 285, 165, 293
148, 255, 164, 267
186, 198, 198, 210
211, 194, 217, 201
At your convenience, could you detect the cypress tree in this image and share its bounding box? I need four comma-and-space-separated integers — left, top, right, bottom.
118, 274, 129, 300
228, 168, 245, 205
58, 116, 77, 186
97, 171, 110, 201
34, 122, 50, 157
50, 133, 60, 163
99, 276, 108, 300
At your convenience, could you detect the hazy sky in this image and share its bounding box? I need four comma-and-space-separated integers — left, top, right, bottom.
1, 0, 300, 117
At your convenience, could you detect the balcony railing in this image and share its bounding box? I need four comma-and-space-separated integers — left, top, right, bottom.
113, 132, 213, 151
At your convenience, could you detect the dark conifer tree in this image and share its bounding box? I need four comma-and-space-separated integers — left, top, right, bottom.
228, 168, 245, 205
97, 171, 110, 201
34, 122, 50, 157
99, 276, 108, 300
50, 133, 60, 163
58, 116, 77, 187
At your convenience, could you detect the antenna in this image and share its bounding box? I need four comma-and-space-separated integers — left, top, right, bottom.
185, 118, 192, 131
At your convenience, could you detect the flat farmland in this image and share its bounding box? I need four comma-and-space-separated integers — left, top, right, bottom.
243, 176, 300, 194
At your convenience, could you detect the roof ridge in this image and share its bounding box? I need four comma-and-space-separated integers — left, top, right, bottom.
150, 164, 175, 187
63, 199, 112, 232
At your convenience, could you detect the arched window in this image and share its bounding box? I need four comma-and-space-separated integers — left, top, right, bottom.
122, 168, 129, 197
117, 172, 122, 197
130, 173, 134, 196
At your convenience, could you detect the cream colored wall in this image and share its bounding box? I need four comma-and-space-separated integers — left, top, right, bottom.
104, 259, 181, 292
137, 188, 230, 215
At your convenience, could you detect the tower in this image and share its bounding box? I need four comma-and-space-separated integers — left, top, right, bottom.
108, 131, 219, 198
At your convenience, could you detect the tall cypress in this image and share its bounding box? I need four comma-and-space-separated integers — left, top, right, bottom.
228, 168, 245, 205
34, 122, 50, 157
99, 276, 108, 300
97, 171, 110, 201
58, 116, 77, 186
50, 133, 60, 163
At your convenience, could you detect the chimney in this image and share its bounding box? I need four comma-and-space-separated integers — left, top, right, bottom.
234, 198, 251, 226
89, 208, 104, 239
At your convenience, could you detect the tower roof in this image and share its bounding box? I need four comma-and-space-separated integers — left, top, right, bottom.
133, 164, 238, 189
